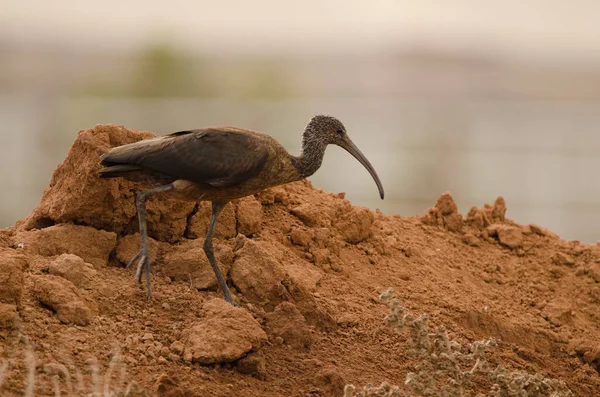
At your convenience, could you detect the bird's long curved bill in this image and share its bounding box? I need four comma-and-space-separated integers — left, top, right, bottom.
342, 139, 385, 199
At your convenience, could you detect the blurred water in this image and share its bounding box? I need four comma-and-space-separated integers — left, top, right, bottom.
2, 95, 600, 242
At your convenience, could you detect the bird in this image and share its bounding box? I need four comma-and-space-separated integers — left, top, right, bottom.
98, 115, 384, 306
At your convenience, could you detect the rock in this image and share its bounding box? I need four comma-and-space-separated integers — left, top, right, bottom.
16, 224, 116, 267
462, 233, 481, 247
466, 207, 490, 229
552, 252, 575, 267
162, 239, 233, 290
116, 234, 160, 266
422, 192, 463, 232
230, 239, 291, 306
270, 186, 291, 205
169, 341, 185, 355
0, 303, 19, 331
491, 196, 507, 221
591, 287, 600, 303
236, 353, 266, 379
313, 228, 331, 248
22, 124, 154, 232
31, 275, 94, 325
256, 188, 276, 205
290, 204, 320, 227
266, 302, 312, 349
231, 239, 335, 330
155, 374, 192, 397
441, 212, 463, 233
589, 267, 600, 283
290, 228, 313, 248
182, 299, 267, 364
280, 254, 324, 293
0, 248, 27, 305
542, 299, 574, 327
488, 225, 523, 249
334, 207, 374, 244
188, 201, 237, 239
47, 254, 97, 289
569, 339, 600, 365
21, 124, 196, 243
435, 192, 458, 216
237, 196, 263, 236
529, 224, 558, 238
312, 248, 330, 266
141, 333, 154, 342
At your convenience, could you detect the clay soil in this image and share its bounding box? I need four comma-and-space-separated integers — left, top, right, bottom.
1, 125, 599, 396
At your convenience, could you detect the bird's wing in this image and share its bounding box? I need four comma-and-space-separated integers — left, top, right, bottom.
100, 128, 270, 187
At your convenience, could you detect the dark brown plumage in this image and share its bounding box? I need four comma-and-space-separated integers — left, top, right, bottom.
99, 115, 384, 305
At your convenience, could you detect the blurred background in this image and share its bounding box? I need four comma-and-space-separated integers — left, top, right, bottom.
1, 0, 600, 242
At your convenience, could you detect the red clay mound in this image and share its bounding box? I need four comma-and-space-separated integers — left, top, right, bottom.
0, 124, 599, 396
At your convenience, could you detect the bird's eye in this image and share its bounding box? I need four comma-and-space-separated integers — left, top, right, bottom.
336, 128, 344, 136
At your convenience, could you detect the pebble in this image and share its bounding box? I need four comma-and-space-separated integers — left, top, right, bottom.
170, 340, 185, 355
160, 346, 170, 358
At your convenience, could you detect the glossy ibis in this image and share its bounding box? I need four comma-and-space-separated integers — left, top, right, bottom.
99, 115, 384, 305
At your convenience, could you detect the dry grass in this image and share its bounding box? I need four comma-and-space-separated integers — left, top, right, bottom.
0, 336, 148, 397
344, 288, 573, 397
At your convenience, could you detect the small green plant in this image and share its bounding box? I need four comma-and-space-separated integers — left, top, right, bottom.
344, 288, 573, 397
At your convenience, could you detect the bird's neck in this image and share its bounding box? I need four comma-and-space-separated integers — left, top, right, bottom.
295, 133, 327, 178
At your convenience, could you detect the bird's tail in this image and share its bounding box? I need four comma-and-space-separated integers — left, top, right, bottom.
97, 164, 142, 179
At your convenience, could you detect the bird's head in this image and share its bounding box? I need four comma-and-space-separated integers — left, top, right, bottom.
304, 115, 385, 199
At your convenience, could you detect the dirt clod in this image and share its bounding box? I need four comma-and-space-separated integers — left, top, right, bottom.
290, 227, 313, 248
155, 374, 193, 397
552, 252, 575, 267
21, 125, 196, 244
182, 299, 267, 364
236, 353, 267, 379
291, 203, 321, 227
162, 239, 233, 290
266, 302, 312, 349
488, 224, 523, 249
16, 223, 116, 267
169, 341, 185, 356
0, 248, 26, 305
31, 275, 95, 325
422, 192, 463, 232
334, 207, 374, 244
0, 303, 19, 331
47, 253, 97, 289
230, 239, 291, 306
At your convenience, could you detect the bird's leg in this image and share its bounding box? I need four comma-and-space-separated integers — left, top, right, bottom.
204, 201, 238, 306
127, 183, 174, 300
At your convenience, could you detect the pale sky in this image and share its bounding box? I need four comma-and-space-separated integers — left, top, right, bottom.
2, 0, 600, 62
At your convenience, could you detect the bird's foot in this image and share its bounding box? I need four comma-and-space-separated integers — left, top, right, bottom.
222, 289, 240, 307
126, 251, 152, 300
227, 298, 240, 308
126, 251, 148, 282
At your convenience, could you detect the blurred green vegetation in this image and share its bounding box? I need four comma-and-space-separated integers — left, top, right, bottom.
132, 43, 213, 97
75, 42, 294, 99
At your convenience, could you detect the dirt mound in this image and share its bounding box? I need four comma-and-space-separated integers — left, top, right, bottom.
1, 124, 600, 396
